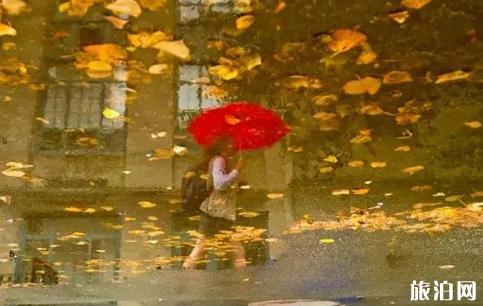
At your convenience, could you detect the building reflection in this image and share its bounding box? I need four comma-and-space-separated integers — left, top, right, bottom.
0, 0, 294, 284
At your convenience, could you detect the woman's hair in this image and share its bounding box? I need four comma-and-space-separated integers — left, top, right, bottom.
204, 136, 233, 159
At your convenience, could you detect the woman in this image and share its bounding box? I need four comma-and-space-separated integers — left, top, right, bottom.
182, 137, 246, 269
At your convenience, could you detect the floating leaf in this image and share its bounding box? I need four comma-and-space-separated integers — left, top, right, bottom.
106, 0, 142, 17
352, 188, 369, 195
356, 50, 377, 65
104, 16, 129, 29
284, 75, 322, 89
2, 0, 30, 15
208, 65, 239, 80
129, 31, 170, 49
348, 160, 364, 168
267, 193, 284, 199
401, 0, 431, 10
435, 70, 471, 84
319, 238, 335, 244
225, 114, 242, 125
343, 77, 381, 95
323, 155, 338, 163
319, 166, 334, 174
464, 121, 481, 129
445, 195, 462, 202
274, 1, 286, 13
0, 23, 17, 36
332, 189, 350, 195
402, 165, 424, 174
236, 15, 255, 30
312, 94, 338, 106
360, 102, 384, 115
103, 107, 121, 119
155, 40, 191, 60
138, 201, 157, 208
388, 10, 410, 23
370, 161, 387, 168
87, 61, 112, 72
383, 71, 413, 84
351, 129, 373, 144
313, 112, 337, 120
240, 53, 262, 70
239, 212, 260, 218
148, 64, 169, 74
395, 145, 411, 152
2, 170, 25, 177
438, 265, 455, 269
328, 29, 367, 53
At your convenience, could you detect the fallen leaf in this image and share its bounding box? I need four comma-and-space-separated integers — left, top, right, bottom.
274, 1, 286, 13
352, 188, 369, 195
128, 31, 171, 48
225, 114, 242, 125
348, 160, 364, 168
104, 16, 129, 29
332, 189, 350, 195
435, 70, 471, 84
470, 191, 483, 198
356, 50, 377, 65
313, 112, 337, 120
312, 94, 338, 106
2, 170, 25, 177
371, 161, 387, 168
240, 53, 262, 70
438, 265, 455, 269
383, 71, 413, 84
148, 64, 169, 74
319, 166, 334, 174
267, 193, 284, 199
106, 0, 142, 17
0, 23, 17, 36
402, 165, 424, 174
360, 102, 384, 115
401, 0, 431, 10
239, 212, 259, 218
411, 185, 432, 192
323, 155, 338, 163
445, 195, 462, 202
328, 29, 367, 53
138, 201, 157, 208
319, 238, 335, 244
87, 61, 113, 72
2, 0, 30, 15
464, 121, 481, 129
343, 77, 381, 95
411, 202, 442, 209
103, 107, 121, 119
208, 65, 239, 80
284, 75, 323, 90
466, 202, 482, 212
236, 15, 255, 30
395, 145, 411, 152
388, 10, 410, 23
155, 40, 191, 60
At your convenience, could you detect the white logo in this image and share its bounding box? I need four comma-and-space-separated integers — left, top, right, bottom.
411, 280, 477, 302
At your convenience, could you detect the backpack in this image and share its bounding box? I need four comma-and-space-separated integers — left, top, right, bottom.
180, 160, 211, 214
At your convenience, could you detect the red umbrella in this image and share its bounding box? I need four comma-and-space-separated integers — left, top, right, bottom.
187, 101, 289, 151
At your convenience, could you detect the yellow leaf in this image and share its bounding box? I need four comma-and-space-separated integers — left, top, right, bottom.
435, 70, 471, 84
236, 15, 255, 30
319, 166, 334, 174
137, 201, 156, 208
267, 193, 284, 199
356, 50, 377, 65
284, 75, 322, 89
2, 0, 30, 15
312, 94, 338, 106
343, 77, 381, 95
2, 169, 25, 177
87, 61, 113, 72
348, 160, 364, 168
328, 29, 367, 53
323, 155, 338, 163
128, 31, 170, 48
401, 0, 431, 10
445, 195, 462, 202
239, 212, 260, 218
319, 238, 335, 244
464, 121, 481, 129
0, 23, 17, 36
138, 0, 167, 11
155, 40, 191, 60
370, 161, 387, 168
383, 71, 413, 84
332, 189, 350, 195
395, 145, 411, 152
352, 188, 369, 195
64, 207, 82, 212
225, 114, 241, 125
313, 112, 337, 120
388, 10, 410, 23
402, 165, 424, 174
208, 65, 239, 80
106, 0, 142, 17
274, 1, 286, 13
240, 53, 262, 70
103, 107, 121, 119
148, 64, 169, 74
360, 102, 384, 115
104, 16, 129, 29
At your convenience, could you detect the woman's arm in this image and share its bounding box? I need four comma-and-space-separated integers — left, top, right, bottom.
212, 157, 239, 189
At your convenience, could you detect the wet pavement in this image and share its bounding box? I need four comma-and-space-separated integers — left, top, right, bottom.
1, 0, 482, 305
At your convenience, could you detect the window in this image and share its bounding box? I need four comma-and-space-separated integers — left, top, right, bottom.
176, 65, 219, 128
36, 81, 127, 155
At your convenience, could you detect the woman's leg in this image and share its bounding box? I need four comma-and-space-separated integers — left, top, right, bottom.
231, 240, 247, 268
183, 237, 206, 269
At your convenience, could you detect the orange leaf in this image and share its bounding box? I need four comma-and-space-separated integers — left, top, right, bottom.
328, 29, 367, 53
343, 77, 381, 95
383, 71, 413, 84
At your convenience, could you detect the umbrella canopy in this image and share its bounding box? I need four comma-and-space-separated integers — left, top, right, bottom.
187, 101, 289, 151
